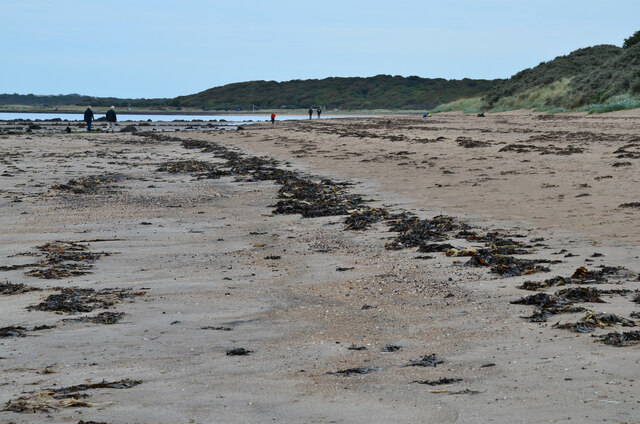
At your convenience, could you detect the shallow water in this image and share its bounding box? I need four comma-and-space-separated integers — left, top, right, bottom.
0, 113, 328, 122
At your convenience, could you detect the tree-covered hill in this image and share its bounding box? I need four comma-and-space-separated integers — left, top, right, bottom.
168, 75, 499, 110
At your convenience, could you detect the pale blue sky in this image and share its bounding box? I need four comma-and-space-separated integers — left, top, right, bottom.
2, 0, 638, 98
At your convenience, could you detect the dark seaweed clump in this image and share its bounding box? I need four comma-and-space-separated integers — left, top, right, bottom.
598, 331, 640, 347
402, 354, 444, 367
273, 178, 365, 218
63, 311, 125, 325
3, 379, 142, 413
413, 377, 463, 385
465, 250, 550, 277
28, 287, 138, 314
50, 174, 122, 194
554, 312, 636, 333
19, 241, 113, 280
344, 207, 390, 230
385, 214, 467, 250
329, 367, 380, 376
0, 281, 41, 295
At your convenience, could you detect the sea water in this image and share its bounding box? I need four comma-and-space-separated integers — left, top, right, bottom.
0, 113, 341, 122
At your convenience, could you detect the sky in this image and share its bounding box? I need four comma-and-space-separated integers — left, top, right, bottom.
2, 0, 639, 98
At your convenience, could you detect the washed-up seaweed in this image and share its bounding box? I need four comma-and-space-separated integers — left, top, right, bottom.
28, 287, 139, 314
512, 292, 589, 322
0, 326, 27, 338
273, 178, 365, 218
156, 160, 231, 179
517, 276, 571, 291
50, 174, 122, 194
0, 281, 41, 295
385, 214, 467, 250
456, 137, 490, 148
413, 377, 463, 385
226, 348, 251, 356
465, 250, 550, 277
381, 345, 402, 352
344, 207, 390, 230
329, 367, 380, 376
619, 202, 640, 208
597, 331, 640, 347
3, 379, 141, 413
402, 354, 444, 367
18, 241, 113, 280
554, 312, 636, 333
418, 243, 455, 253
571, 266, 636, 283
63, 311, 125, 325
200, 326, 232, 331
499, 144, 584, 155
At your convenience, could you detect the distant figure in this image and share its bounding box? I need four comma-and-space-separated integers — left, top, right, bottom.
422, 112, 432, 118
106, 106, 117, 132
308, 108, 313, 119
65, 125, 72, 133
84, 106, 94, 132
317, 108, 322, 119
270, 113, 276, 124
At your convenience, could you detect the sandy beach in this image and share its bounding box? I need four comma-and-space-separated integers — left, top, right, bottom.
1, 112, 639, 424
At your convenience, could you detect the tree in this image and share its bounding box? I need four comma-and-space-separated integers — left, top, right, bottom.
623, 30, 640, 49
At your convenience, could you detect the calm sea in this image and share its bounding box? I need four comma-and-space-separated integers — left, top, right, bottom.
0, 113, 339, 122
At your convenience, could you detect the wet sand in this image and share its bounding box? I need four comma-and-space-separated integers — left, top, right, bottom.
1, 112, 639, 423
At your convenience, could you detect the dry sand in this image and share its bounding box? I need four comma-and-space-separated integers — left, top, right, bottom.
0, 112, 639, 423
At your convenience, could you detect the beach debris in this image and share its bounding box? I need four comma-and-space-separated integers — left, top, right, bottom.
0, 326, 27, 338
465, 250, 550, 277
344, 207, 390, 231
120, 125, 137, 133
517, 276, 571, 291
402, 354, 444, 367
419, 243, 455, 253
3, 379, 141, 413
597, 331, 640, 347
385, 214, 467, 250
156, 160, 231, 179
499, 144, 584, 155
456, 137, 490, 148
347, 345, 367, 351
0, 281, 41, 295
200, 326, 232, 331
619, 202, 640, 208
554, 312, 636, 333
273, 178, 365, 218
445, 248, 476, 257
14, 241, 114, 280
226, 348, 251, 356
381, 345, 402, 353
413, 377, 463, 385
50, 174, 122, 194
63, 311, 125, 325
570, 265, 636, 283
329, 367, 380, 376
449, 389, 481, 395
27, 287, 139, 314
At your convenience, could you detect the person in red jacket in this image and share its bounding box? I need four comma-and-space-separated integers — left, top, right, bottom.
270, 113, 276, 124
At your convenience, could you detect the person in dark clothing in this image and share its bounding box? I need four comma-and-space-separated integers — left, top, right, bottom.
317, 108, 322, 118
84, 106, 94, 132
106, 106, 117, 132
308, 108, 313, 119
270, 113, 276, 124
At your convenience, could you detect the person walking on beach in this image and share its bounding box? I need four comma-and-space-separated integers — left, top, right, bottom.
270, 113, 276, 124
317, 107, 322, 119
308, 108, 313, 119
106, 106, 117, 132
83, 106, 94, 132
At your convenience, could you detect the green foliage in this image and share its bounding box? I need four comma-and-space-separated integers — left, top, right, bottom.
169, 75, 498, 110
0, 93, 167, 108
432, 97, 483, 114
623, 30, 640, 49
575, 94, 640, 113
